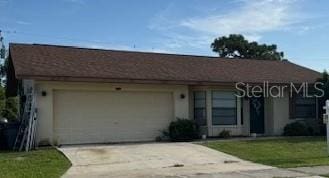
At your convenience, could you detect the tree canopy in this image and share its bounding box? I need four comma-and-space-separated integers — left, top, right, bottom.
211, 34, 284, 60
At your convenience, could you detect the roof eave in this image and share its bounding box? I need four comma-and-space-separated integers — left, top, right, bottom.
15, 75, 317, 86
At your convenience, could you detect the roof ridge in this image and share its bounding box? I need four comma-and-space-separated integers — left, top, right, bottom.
284, 60, 322, 75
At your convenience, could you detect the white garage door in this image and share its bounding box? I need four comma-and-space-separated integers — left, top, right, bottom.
53, 90, 174, 145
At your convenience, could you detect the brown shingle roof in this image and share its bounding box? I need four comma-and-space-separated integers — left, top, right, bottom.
9, 43, 321, 85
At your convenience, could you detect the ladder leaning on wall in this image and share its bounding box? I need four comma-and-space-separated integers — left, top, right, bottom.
13, 84, 38, 152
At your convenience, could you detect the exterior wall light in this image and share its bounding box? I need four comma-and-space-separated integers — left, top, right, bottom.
41, 91, 47, 96
180, 94, 185, 99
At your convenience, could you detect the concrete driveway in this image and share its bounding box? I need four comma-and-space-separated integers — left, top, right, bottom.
58, 142, 306, 178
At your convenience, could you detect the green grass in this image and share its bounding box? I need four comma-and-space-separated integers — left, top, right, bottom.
0, 148, 71, 178
205, 137, 329, 168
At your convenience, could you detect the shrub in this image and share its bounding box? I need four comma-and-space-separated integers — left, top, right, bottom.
2, 97, 18, 121
167, 118, 199, 141
219, 130, 231, 138
155, 130, 171, 142
318, 121, 327, 136
283, 122, 311, 136
0, 87, 19, 121
155, 136, 162, 142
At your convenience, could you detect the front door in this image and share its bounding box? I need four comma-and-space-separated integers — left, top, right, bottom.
250, 97, 265, 134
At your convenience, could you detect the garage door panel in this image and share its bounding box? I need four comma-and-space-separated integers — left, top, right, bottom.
54, 90, 174, 144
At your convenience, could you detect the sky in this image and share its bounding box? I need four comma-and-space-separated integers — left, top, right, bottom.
0, 0, 328, 72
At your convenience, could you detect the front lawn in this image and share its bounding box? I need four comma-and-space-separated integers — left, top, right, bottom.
206, 137, 329, 168
0, 148, 71, 178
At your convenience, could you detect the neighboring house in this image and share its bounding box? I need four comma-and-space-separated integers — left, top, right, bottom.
6, 43, 321, 145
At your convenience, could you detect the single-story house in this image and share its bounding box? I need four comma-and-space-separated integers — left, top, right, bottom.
6, 43, 322, 145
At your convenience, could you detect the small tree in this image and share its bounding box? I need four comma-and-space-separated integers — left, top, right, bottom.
0, 31, 18, 121
211, 34, 284, 60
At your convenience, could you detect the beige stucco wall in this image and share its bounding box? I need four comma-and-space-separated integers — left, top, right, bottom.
31, 80, 303, 144
264, 96, 274, 135
241, 98, 251, 135
34, 81, 189, 145
271, 90, 292, 135
271, 89, 320, 135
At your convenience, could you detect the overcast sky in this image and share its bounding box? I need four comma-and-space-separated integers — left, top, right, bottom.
1, 0, 328, 71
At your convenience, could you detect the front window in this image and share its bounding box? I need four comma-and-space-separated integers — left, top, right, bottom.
291, 93, 316, 118
194, 91, 207, 126
212, 91, 237, 125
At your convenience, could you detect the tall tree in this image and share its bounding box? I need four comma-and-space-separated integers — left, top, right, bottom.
211, 34, 284, 60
